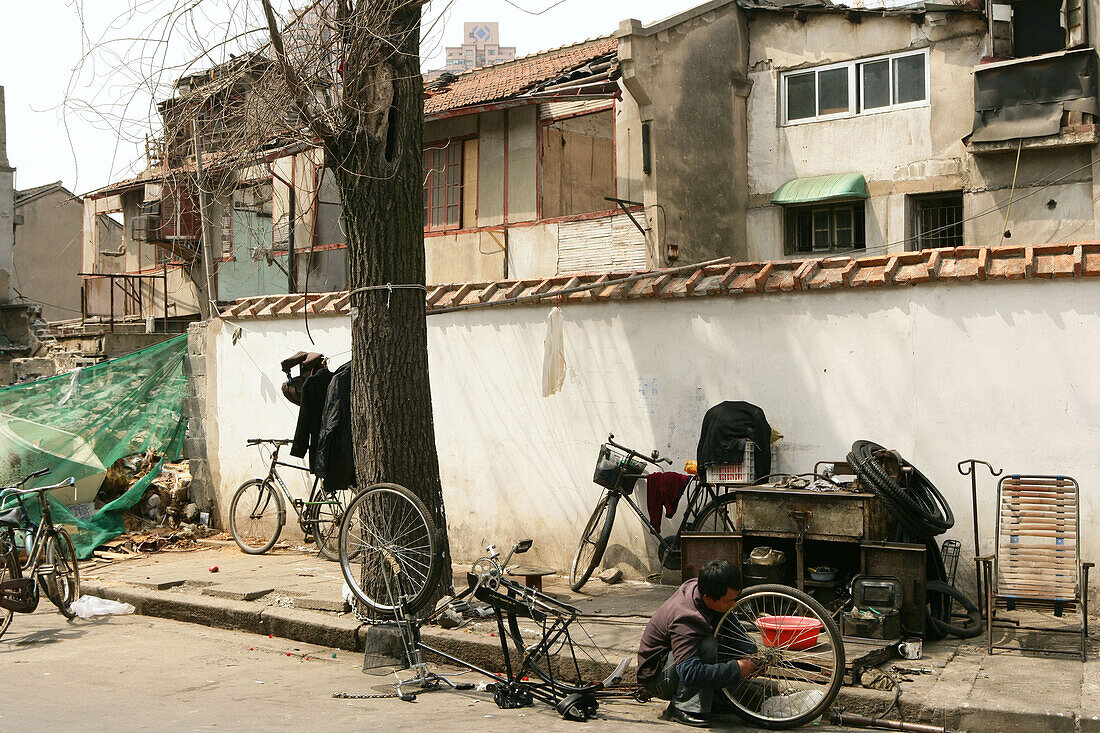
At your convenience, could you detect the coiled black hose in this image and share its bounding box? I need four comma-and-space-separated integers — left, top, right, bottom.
848, 441, 954, 537
848, 440, 979, 639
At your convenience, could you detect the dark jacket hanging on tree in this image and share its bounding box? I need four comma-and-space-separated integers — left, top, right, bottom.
315, 361, 355, 490
695, 401, 772, 481
290, 367, 334, 472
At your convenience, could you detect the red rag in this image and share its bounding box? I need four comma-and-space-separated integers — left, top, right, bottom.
645, 472, 691, 531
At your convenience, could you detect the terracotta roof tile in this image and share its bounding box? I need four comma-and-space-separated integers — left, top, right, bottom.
424, 37, 617, 115
218, 242, 1100, 321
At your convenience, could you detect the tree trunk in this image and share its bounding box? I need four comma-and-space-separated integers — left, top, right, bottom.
328, 7, 452, 609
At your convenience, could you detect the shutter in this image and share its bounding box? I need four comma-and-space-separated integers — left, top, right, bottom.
540, 100, 614, 121
1065, 0, 1085, 48
557, 214, 647, 274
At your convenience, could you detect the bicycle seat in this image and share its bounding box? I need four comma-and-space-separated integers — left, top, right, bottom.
0, 506, 25, 529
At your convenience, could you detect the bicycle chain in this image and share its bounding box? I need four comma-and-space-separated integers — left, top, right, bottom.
332, 691, 400, 699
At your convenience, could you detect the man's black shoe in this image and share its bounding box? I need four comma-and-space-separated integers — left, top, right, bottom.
665, 705, 710, 728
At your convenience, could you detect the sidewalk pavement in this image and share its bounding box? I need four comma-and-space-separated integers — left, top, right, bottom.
80, 541, 1100, 733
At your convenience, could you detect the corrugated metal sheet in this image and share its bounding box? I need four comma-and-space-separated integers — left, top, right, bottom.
557, 214, 647, 274
540, 99, 614, 121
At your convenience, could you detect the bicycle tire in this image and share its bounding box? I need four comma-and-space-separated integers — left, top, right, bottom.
338, 483, 442, 616
569, 492, 618, 592
0, 538, 17, 638
715, 584, 845, 730
229, 479, 285, 555
309, 485, 351, 562
688, 493, 739, 533
43, 528, 80, 619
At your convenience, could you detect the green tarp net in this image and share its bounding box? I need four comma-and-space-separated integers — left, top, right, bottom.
0, 335, 188, 558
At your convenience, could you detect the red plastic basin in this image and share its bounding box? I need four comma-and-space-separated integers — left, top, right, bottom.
757, 615, 822, 650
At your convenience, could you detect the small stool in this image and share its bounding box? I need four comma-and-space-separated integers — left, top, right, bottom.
507, 565, 556, 592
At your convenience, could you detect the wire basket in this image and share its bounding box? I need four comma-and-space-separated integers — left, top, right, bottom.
592, 444, 646, 494
704, 442, 755, 484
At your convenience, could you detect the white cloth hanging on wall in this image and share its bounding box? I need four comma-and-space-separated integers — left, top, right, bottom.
541, 307, 566, 397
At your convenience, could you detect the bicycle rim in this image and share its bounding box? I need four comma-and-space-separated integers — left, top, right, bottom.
0, 539, 16, 638
689, 493, 738, 533
338, 483, 441, 615
312, 486, 351, 562
44, 528, 80, 619
569, 493, 617, 592
229, 479, 284, 554
715, 584, 844, 729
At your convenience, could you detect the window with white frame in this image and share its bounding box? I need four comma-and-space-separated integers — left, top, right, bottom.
782, 50, 928, 124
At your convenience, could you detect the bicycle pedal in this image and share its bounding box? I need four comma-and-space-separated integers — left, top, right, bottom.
453, 683, 475, 691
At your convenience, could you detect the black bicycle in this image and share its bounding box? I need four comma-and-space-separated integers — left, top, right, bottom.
570, 434, 742, 591
228, 438, 352, 560
0, 469, 81, 638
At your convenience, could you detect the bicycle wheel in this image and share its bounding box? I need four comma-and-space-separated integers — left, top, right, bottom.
569, 492, 618, 592
714, 584, 844, 730
688, 492, 738, 533
0, 539, 17, 638
310, 485, 352, 562
229, 479, 285, 554
43, 528, 80, 619
338, 483, 441, 615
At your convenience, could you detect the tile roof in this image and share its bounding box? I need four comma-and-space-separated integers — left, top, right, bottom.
219, 242, 1100, 321
424, 37, 617, 115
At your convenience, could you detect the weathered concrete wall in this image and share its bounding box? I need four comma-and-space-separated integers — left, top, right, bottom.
507, 106, 538, 223
182, 320, 217, 521
13, 189, 83, 321
745, 11, 987, 260
0, 87, 14, 304
426, 230, 506, 284
507, 224, 558, 280
203, 277, 1100, 603
618, 2, 751, 266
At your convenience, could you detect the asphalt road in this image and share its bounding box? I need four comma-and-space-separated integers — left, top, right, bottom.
0, 606, 855, 732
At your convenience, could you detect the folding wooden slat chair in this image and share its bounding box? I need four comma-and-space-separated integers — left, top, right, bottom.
979, 474, 1092, 660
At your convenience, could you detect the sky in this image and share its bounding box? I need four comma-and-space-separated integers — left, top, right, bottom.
0, 0, 704, 196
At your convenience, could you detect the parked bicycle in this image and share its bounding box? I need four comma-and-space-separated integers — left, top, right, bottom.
336, 483, 844, 728
228, 438, 352, 561
0, 469, 81, 638
570, 434, 741, 591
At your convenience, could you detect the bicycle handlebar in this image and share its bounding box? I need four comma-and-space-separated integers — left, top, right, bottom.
1, 477, 75, 498
606, 433, 674, 467
247, 438, 292, 446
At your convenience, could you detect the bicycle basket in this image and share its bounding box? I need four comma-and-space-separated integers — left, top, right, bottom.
592, 445, 646, 493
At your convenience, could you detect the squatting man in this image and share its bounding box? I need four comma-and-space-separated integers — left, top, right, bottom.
637, 559, 757, 728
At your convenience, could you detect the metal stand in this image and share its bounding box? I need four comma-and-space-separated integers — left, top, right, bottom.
957, 459, 1001, 615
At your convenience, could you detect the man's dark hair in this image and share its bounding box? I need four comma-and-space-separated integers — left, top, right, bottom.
697, 558, 742, 600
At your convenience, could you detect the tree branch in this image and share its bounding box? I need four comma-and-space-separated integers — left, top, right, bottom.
260, 0, 335, 146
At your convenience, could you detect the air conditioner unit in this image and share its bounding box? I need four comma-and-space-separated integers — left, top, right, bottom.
131, 201, 163, 242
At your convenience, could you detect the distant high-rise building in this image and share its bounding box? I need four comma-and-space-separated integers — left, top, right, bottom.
441, 23, 517, 74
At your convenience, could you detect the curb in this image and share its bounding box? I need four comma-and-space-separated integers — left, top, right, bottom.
81, 580, 1081, 733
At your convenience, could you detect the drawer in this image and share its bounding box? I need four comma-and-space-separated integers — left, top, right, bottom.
740, 494, 867, 539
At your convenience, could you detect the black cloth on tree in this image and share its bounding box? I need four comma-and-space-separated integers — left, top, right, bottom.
315, 361, 355, 491
289, 366, 334, 471
695, 401, 772, 481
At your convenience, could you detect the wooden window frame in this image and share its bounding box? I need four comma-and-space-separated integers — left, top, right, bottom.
785, 202, 866, 255
423, 140, 464, 232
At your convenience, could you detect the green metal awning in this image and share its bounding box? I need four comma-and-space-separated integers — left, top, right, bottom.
771, 173, 869, 205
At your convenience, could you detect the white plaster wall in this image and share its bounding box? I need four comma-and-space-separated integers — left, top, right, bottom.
209, 279, 1100, 600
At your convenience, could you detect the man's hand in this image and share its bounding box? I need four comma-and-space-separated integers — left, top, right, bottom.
737, 658, 758, 678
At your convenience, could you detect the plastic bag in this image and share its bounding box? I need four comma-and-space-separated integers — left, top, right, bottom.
70, 594, 136, 618
541, 307, 566, 397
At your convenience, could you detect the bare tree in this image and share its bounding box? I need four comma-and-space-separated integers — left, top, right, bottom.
70, 0, 453, 604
